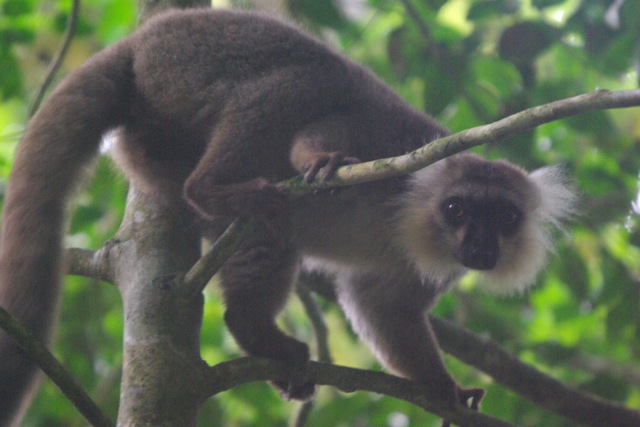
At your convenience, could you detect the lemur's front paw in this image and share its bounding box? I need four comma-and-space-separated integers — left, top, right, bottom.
302, 151, 360, 182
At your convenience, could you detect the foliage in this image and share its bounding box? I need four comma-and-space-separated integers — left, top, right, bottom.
0, 0, 638, 425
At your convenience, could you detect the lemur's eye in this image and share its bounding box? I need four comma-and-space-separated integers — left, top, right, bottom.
501, 208, 519, 225
499, 205, 522, 234
443, 198, 466, 225
448, 202, 464, 217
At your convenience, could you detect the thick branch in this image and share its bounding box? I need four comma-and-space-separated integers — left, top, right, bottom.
66, 246, 114, 284
202, 357, 516, 427
429, 316, 640, 426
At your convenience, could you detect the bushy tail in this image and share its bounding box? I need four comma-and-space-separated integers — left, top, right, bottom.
0, 40, 133, 424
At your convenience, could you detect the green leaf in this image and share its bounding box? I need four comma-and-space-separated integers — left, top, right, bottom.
1, 0, 35, 16
468, 0, 521, 20
532, 0, 566, 9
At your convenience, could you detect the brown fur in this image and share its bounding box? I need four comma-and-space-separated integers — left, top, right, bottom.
0, 8, 573, 424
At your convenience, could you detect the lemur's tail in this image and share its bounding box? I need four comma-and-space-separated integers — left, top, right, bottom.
0, 38, 134, 424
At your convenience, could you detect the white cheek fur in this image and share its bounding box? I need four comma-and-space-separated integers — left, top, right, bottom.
396, 160, 577, 294
477, 165, 577, 294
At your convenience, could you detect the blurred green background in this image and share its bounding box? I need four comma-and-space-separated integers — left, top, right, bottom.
0, 0, 639, 425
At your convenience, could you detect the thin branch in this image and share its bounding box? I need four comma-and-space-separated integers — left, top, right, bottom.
291, 283, 333, 427
28, 0, 81, 117
397, 0, 443, 60
287, 88, 640, 195
203, 357, 516, 427
399, 0, 433, 43
0, 305, 113, 427
183, 217, 256, 296
296, 283, 332, 364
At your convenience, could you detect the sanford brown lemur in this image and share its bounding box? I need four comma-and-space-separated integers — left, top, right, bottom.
0, 8, 575, 425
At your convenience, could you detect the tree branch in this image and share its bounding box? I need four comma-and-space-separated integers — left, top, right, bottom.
296, 282, 332, 364
291, 283, 334, 427
287, 88, 640, 195
202, 357, 516, 427
28, 0, 80, 117
430, 315, 640, 426
182, 217, 256, 296
0, 305, 113, 427
66, 245, 115, 284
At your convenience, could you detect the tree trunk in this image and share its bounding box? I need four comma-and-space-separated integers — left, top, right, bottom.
114, 189, 204, 426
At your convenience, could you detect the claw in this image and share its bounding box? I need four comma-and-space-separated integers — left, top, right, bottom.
303, 152, 360, 183
460, 387, 485, 411
440, 386, 485, 427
